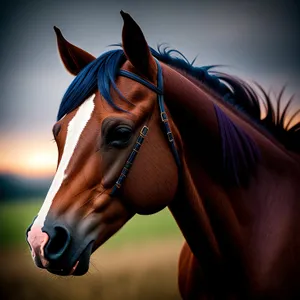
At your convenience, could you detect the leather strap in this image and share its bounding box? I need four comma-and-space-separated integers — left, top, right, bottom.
110, 60, 181, 196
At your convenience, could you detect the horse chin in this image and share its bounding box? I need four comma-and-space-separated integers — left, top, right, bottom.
72, 241, 94, 276
47, 241, 94, 276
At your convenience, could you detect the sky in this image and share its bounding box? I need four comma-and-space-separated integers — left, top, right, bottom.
0, 0, 299, 177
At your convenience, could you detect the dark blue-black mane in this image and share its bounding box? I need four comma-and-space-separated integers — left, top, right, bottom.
58, 45, 300, 153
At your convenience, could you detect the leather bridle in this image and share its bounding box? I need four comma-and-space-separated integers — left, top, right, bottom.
110, 60, 181, 196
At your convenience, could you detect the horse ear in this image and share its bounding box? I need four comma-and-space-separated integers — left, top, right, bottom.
54, 26, 96, 76
120, 11, 156, 81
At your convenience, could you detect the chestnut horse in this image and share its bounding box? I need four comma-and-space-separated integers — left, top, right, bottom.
26, 11, 300, 299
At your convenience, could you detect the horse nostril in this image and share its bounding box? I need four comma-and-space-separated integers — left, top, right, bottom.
44, 225, 71, 261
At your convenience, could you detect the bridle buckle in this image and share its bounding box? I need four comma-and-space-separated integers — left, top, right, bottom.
167, 132, 174, 142
140, 125, 149, 137
161, 112, 168, 122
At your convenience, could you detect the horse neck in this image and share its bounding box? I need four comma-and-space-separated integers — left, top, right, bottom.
168, 156, 224, 266
162, 63, 229, 263
163, 62, 300, 288
162, 63, 266, 295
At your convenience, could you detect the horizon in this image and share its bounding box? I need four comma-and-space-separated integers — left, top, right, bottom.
0, 132, 56, 178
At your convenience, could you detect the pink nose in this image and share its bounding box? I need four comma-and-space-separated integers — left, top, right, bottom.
27, 226, 49, 267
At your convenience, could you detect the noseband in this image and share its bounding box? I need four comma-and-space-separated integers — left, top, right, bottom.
110, 60, 181, 196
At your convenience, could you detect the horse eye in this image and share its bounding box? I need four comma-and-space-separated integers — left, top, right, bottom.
52, 123, 61, 138
106, 125, 133, 148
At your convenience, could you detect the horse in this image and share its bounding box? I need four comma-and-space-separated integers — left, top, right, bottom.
26, 11, 300, 299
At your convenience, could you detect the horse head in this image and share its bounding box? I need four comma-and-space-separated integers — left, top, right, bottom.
26, 11, 179, 276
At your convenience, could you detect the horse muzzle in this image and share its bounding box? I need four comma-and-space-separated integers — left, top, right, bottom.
26, 218, 95, 276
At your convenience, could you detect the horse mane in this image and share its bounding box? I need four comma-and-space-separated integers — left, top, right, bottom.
57, 45, 300, 154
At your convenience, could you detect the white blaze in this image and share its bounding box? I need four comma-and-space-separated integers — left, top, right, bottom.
33, 95, 95, 228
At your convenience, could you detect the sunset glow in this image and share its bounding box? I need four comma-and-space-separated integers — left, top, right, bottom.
26, 152, 57, 175
0, 134, 57, 178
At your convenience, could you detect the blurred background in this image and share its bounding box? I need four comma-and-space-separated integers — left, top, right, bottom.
0, 0, 299, 299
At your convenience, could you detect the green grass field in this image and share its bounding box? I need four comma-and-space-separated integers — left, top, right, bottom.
0, 200, 183, 300
0, 199, 182, 249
